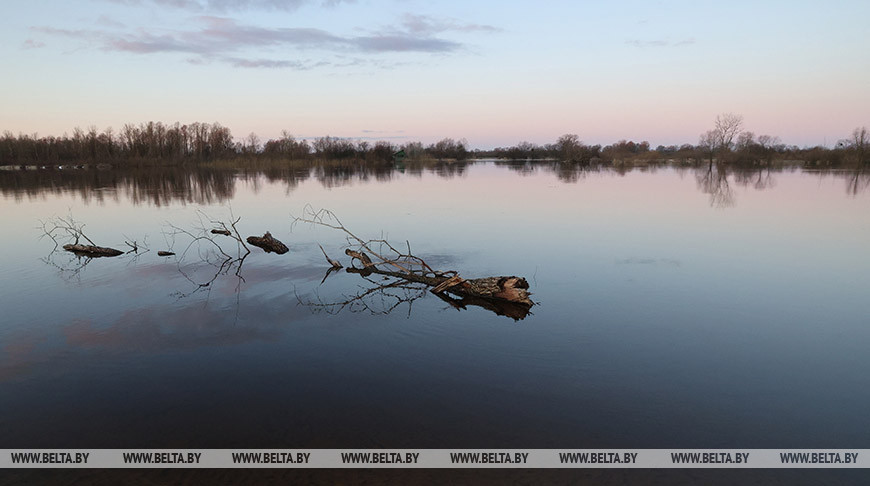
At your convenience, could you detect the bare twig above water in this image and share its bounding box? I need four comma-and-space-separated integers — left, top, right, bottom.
291, 205, 534, 319
163, 210, 252, 301
36, 207, 536, 320
39, 213, 125, 257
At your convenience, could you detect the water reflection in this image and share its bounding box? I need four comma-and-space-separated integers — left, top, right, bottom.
2, 161, 867, 206
39, 212, 533, 323
494, 159, 602, 182
845, 166, 870, 196
695, 164, 735, 208
733, 166, 777, 191
0, 292, 304, 383
0, 165, 237, 205
4, 157, 870, 451
297, 271, 430, 317
298, 267, 533, 321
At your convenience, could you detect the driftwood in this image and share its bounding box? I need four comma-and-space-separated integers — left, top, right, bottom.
246, 232, 289, 254
292, 207, 534, 318
43, 209, 535, 319
432, 288, 534, 321
320, 244, 342, 268
164, 211, 252, 301
345, 248, 373, 267
63, 243, 123, 257
346, 265, 533, 308
42, 215, 125, 258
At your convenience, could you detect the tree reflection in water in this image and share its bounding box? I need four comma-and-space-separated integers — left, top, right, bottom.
695, 164, 735, 208
4, 160, 869, 207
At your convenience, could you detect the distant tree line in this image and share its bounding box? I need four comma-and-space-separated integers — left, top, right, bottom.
0, 122, 469, 165
1, 122, 237, 163
476, 117, 868, 169
1, 118, 867, 169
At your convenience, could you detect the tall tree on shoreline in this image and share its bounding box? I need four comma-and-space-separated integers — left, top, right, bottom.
699, 113, 744, 168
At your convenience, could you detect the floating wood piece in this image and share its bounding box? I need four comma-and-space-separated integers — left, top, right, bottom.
210, 229, 231, 236
319, 244, 343, 268
347, 266, 533, 309
466, 276, 532, 306
246, 232, 289, 254
63, 243, 123, 257
430, 274, 465, 294
345, 248, 374, 267
157, 251, 175, 256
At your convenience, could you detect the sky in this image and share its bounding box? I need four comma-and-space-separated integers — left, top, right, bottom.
1, 0, 868, 149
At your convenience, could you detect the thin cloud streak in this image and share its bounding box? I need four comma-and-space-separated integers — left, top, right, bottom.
354, 35, 460, 53
223, 57, 329, 69
626, 37, 696, 48
400, 13, 500, 36
104, 0, 353, 12
22, 39, 46, 49
34, 15, 469, 65
96, 15, 126, 28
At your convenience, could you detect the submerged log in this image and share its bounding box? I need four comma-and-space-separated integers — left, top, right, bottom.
464, 276, 532, 306
246, 232, 289, 254
346, 266, 533, 309
293, 207, 534, 317
157, 251, 175, 256
210, 229, 231, 236
430, 275, 465, 294
63, 243, 123, 257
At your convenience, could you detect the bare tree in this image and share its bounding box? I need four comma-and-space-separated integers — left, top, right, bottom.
698, 130, 719, 167
245, 132, 261, 154
556, 134, 582, 161
698, 113, 745, 166
850, 126, 868, 166
715, 113, 744, 151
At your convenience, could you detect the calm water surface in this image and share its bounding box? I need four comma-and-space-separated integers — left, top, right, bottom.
0, 161, 868, 449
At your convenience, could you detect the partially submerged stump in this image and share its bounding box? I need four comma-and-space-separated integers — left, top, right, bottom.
63, 243, 123, 257
246, 232, 289, 254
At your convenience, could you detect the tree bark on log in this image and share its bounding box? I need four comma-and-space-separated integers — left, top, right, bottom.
292, 207, 534, 318
246, 232, 289, 254
62, 244, 124, 257
347, 266, 533, 308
